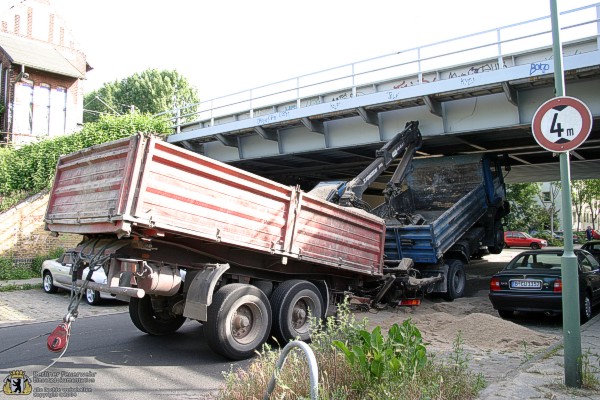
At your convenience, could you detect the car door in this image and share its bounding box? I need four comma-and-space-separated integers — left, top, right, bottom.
580, 252, 600, 305
505, 232, 516, 247
54, 253, 73, 288
514, 233, 527, 247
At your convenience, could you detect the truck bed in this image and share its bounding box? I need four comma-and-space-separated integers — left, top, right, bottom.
45, 135, 385, 276
384, 155, 488, 264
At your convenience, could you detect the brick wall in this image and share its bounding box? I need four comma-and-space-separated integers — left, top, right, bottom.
0, 191, 81, 261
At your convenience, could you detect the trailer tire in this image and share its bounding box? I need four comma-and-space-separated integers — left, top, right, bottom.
270, 280, 323, 343
128, 297, 148, 333
444, 259, 466, 301
205, 284, 272, 360
129, 295, 186, 336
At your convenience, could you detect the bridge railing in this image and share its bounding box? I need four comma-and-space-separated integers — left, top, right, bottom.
170, 3, 599, 133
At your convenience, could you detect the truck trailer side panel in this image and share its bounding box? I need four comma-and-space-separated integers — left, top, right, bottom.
45, 135, 385, 277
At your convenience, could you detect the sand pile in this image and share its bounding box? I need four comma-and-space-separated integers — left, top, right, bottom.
360, 295, 558, 353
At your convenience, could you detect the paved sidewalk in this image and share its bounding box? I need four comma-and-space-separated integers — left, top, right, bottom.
0, 280, 127, 327
478, 314, 600, 399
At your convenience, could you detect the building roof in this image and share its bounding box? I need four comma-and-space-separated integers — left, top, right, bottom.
0, 32, 85, 78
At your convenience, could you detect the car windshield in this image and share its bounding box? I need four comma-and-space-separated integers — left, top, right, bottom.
522, 232, 533, 238
505, 253, 562, 270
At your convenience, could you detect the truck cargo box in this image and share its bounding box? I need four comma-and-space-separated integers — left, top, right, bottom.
45, 134, 385, 276
384, 154, 497, 264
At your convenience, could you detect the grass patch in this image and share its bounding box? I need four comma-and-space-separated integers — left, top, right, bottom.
218, 300, 486, 400
0, 283, 43, 292
0, 248, 65, 280
581, 349, 600, 390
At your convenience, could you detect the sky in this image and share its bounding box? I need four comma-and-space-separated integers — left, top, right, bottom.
48, 0, 600, 102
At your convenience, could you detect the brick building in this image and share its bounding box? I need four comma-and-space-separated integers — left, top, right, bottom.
0, 0, 91, 145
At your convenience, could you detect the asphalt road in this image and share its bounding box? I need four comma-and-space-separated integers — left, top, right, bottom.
0, 314, 250, 399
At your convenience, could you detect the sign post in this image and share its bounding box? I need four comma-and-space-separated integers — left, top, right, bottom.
530, 0, 593, 388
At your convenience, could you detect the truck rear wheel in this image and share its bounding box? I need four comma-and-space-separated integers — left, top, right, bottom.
444, 259, 466, 301
129, 295, 186, 335
204, 284, 272, 360
270, 280, 323, 343
488, 224, 505, 254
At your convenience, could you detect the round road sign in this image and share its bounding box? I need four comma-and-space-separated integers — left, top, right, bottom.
531, 96, 592, 152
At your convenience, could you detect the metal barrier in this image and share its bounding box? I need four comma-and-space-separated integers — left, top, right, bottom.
263, 340, 319, 400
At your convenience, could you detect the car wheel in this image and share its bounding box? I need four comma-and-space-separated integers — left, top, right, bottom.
497, 309, 514, 319
43, 272, 58, 294
530, 243, 540, 250
85, 286, 102, 305
581, 293, 592, 323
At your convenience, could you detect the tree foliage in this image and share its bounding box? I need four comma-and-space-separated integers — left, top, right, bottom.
583, 179, 600, 229
84, 69, 199, 123
536, 181, 561, 233
505, 183, 549, 232
0, 113, 170, 211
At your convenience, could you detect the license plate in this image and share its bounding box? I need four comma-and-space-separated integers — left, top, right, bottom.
509, 279, 542, 289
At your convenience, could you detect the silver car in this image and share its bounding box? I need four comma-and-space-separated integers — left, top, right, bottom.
41, 253, 121, 305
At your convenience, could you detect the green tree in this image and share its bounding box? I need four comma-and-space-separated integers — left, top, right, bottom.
536, 181, 560, 234
572, 180, 587, 230
505, 183, 548, 232
84, 69, 199, 123
584, 179, 600, 229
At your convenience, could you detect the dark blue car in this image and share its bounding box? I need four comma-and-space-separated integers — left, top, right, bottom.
489, 249, 600, 322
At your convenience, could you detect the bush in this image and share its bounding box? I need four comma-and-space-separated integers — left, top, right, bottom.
0, 113, 171, 210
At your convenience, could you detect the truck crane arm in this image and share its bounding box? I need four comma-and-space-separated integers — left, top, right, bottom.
337, 120, 422, 210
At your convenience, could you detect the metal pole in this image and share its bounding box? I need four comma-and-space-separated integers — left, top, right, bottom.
550, 0, 582, 388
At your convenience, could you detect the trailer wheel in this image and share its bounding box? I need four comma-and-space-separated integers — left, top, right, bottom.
128, 298, 148, 333
129, 295, 186, 335
204, 284, 272, 360
444, 259, 466, 301
270, 280, 323, 343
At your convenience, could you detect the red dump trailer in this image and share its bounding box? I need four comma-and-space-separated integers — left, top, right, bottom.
45, 134, 394, 359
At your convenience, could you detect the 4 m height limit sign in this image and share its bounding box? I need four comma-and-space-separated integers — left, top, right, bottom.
531, 96, 592, 152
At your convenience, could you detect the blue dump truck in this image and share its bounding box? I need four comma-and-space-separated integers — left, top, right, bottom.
315, 121, 510, 303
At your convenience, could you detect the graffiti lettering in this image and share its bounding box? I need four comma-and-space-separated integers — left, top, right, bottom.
392, 77, 437, 89
460, 77, 476, 87
282, 105, 297, 111
257, 115, 278, 125
330, 102, 341, 110
331, 92, 352, 102
448, 62, 506, 79
387, 91, 402, 101
302, 98, 322, 107
529, 62, 550, 75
